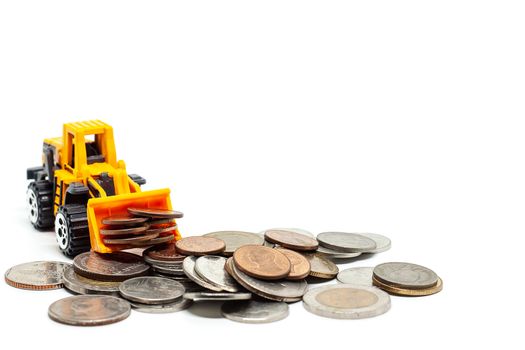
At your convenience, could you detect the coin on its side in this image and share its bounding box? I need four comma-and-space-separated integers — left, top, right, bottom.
62, 265, 120, 295
119, 276, 185, 304
303, 284, 391, 319
48, 295, 131, 326
304, 253, 339, 279
182, 256, 223, 292
129, 298, 192, 313
73, 251, 150, 282
128, 208, 184, 219
204, 231, 264, 256
5, 261, 69, 290
176, 236, 226, 256
358, 233, 391, 253
222, 300, 289, 323
317, 232, 376, 253
373, 262, 439, 289
373, 275, 443, 296
184, 291, 252, 302
233, 245, 291, 280
228, 258, 307, 302
102, 232, 159, 245
275, 248, 310, 280
194, 256, 239, 292
337, 267, 374, 286
264, 230, 318, 251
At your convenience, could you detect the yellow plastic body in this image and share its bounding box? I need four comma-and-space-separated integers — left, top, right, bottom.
43, 120, 180, 253
87, 188, 181, 253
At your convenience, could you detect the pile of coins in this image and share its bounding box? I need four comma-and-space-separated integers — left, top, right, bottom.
100, 208, 183, 248
5, 227, 443, 325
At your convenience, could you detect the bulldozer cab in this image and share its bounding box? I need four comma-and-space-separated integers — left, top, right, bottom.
62, 121, 117, 175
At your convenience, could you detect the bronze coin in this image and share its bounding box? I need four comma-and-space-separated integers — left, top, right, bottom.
144, 243, 186, 261
102, 232, 159, 245
145, 224, 178, 235
73, 252, 150, 282
264, 229, 319, 251
128, 208, 184, 219
149, 218, 177, 226
233, 245, 291, 280
275, 248, 311, 280
101, 215, 148, 226
127, 235, 175, 247
100, 225, 149, 236
175, 236, 226, 256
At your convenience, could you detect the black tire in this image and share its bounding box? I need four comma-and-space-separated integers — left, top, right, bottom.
27, 180, 54, 229
55, 204, 91, 258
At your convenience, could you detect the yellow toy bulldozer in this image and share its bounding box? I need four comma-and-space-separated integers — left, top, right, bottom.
26, 120, 181, 257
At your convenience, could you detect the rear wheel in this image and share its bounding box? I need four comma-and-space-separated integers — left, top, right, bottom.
27, 180, 54, 229
55, 204, 91, 257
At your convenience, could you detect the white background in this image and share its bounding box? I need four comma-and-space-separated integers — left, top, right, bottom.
0, 1, 523, 349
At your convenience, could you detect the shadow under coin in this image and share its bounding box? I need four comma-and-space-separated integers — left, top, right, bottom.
187, 301, 224, 319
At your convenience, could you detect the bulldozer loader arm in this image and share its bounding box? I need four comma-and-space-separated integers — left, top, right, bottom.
87, 188, 181, 253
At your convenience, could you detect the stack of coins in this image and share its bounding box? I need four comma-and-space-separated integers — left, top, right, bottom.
118, 276, 191, 313
5, 226, 445, 325
372, 262, 443, 296
99, 208, 183, 249
142, 243, 200, 292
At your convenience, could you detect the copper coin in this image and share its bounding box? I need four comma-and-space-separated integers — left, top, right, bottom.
149, 218, 177, 226
175, 236, 225, 256
144, 243, 186, 262
264, 229, 318, 251
127, 235, 175, 247
275, 248, 311, 280
100, 225, 149, 236
128, 208, 184, 219
233, 245, 291, 280
101, 214, 148, 226
73, 251, 150, 282
145, 225, 178, 236
102, 232, 159, 245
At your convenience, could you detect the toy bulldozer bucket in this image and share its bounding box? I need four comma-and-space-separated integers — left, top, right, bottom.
87, 188, 181, 253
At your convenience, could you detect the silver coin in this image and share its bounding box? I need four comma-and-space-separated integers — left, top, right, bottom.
303, 284, 391, 319
119, 276, 185, 304
316, 245, 362, 258
373, 262, 438, 289
222, 300, 289, 324
5, 261, 70, 290
62, 265, 120, 296
182, 256, 223, 292
316, 232, 376, 252
357, 233, 391, 253
337, 267, 375, 286
151, 265, 186, 276
204, 231, 264, 255
129, 297, 192, 314
229, 259, 307, 302
194, 256, 239, 292
48, 295, 131, 326
184, 291, 252, 301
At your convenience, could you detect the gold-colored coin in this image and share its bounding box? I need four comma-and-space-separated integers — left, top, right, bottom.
372, 275, 443, 296
304, 253, 338, 279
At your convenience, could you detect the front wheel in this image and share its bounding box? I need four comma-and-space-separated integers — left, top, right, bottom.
55, 204, 91, 258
